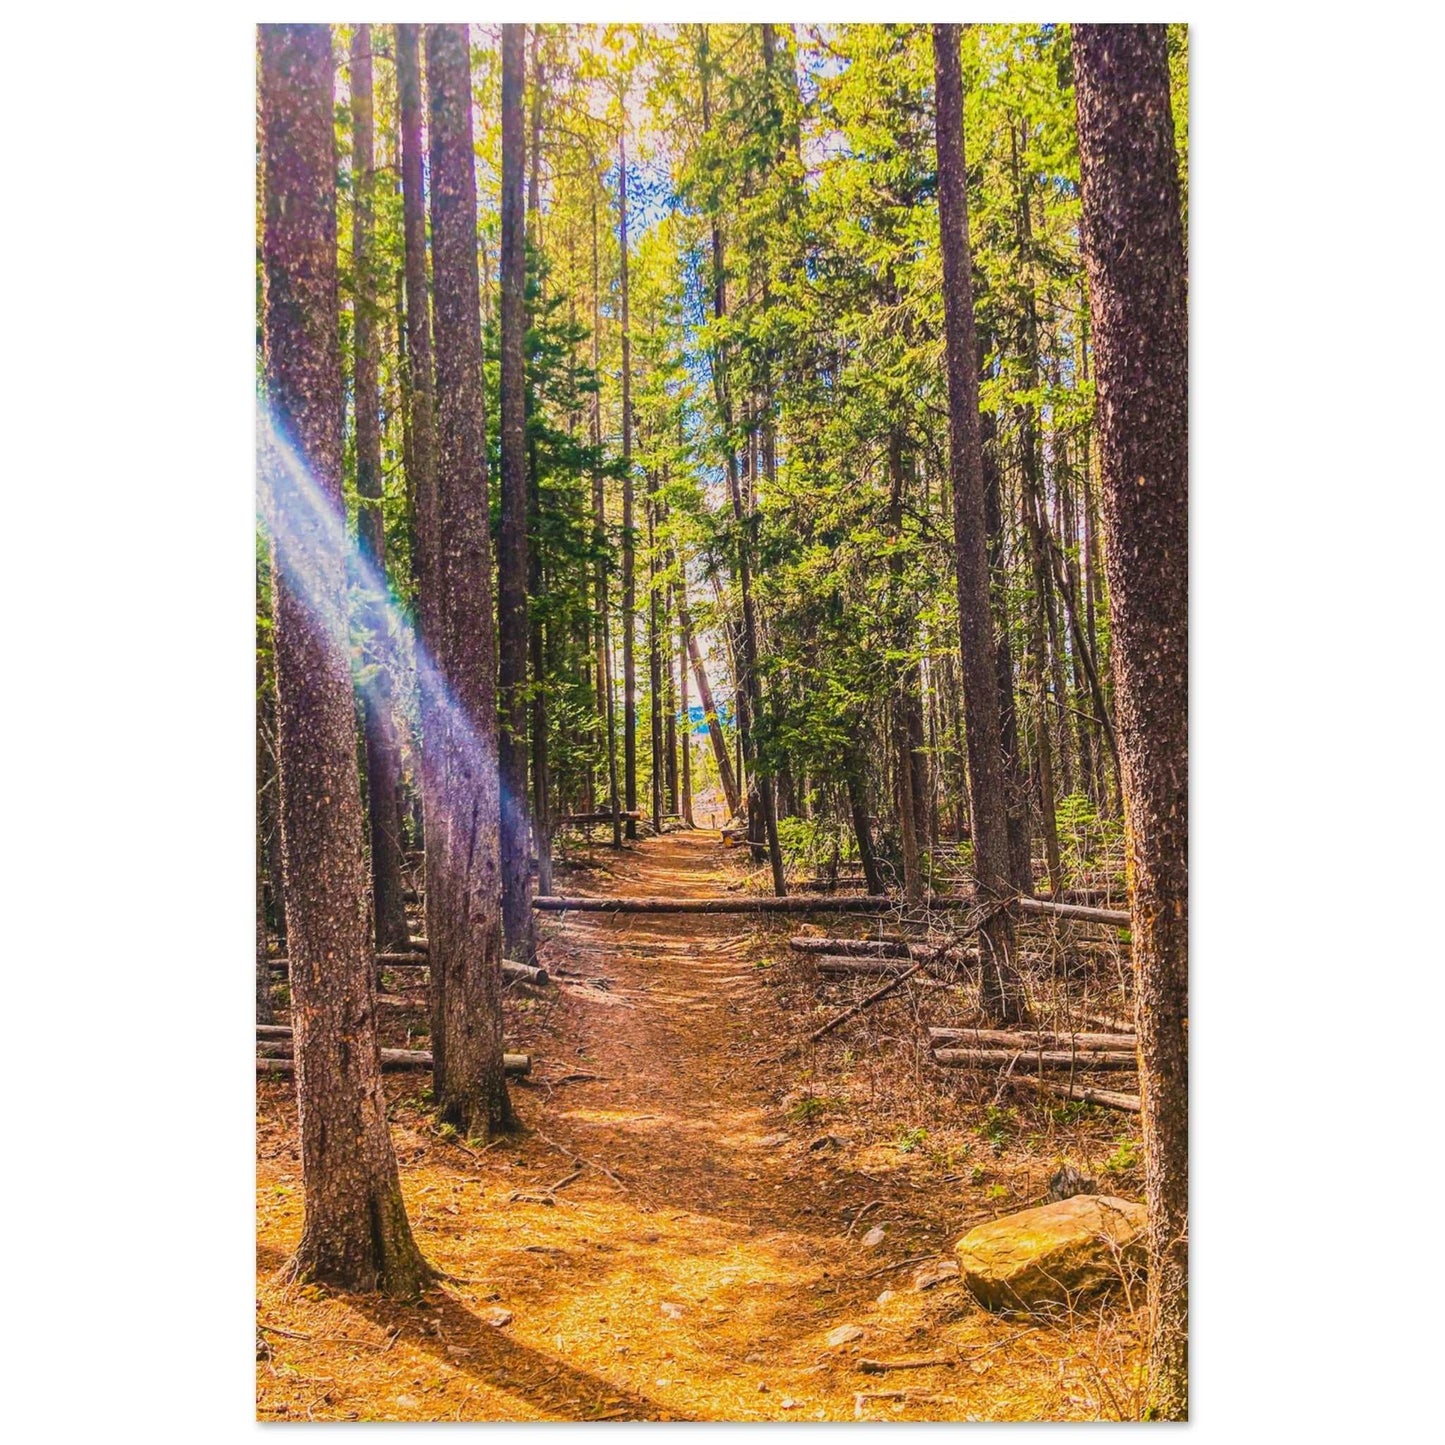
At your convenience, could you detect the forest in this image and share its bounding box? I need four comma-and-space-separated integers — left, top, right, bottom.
256, 21, 1188, 1424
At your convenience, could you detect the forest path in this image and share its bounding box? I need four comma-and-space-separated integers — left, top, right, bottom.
256, 831, 1118, 1422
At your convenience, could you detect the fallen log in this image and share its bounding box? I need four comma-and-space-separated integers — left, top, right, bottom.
532, 892, 890, 914
857, 1357, 956, 1375
932, 1047, 1137, 1070
1016, 898, 1130, 928
789, 936, 939, 960
1077, 1010, 1135, 1035
529, 891, 1129, 922
557, 810, 644, 826
928, 1027, 1135, 1051
269, 955, 547, 985
815, 957, 917, 978
256, 1048, 531, 1075
1008, 1074, 1141, 1113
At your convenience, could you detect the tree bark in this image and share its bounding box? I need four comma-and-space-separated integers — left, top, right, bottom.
498, 24, 534, 961
424, 22, 515, 1138
1074, 22, 1190, 1420
258, 22, 430, 1297
349, 25, 411, 953
619, 118, 638, 841
933, 23, 1021, 1023
980, 404, 1034, 893
395, 24, 437, 647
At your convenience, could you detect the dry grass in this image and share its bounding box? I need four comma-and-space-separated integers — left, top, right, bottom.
256, 830, 1145, 1421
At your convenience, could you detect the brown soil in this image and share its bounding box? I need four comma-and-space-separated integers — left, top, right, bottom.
257, 830, 1144, 1421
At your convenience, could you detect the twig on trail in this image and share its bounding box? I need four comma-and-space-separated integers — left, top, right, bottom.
857, 1355, 957, 1374
844, 1200, 883, 1240
548, 1166, 586, 1194
862, 1252, 938, 1279
534, 1130, 629, 1192
551, 1073, 608, 1086
855, 1390, 961, 1417
257, 1321, 313, 1342
807, 963, 924, 1044
964, 1328, 1037, 1358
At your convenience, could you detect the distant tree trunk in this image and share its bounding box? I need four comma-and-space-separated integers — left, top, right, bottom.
424, 21, 515, 1137
664, 581, 680, 817
619, 119, 638, 841
498, 24, 534, 960
1074, 22, 1190, 1421
680, 597, 739, 816
258, 22, 430, 1296
887, 426, 926, 906
647, 469, 664, 832
933, 22, 1021, 1024
349, 26, 411, 953
844, 743, 885, 896
678, 585, 694, 824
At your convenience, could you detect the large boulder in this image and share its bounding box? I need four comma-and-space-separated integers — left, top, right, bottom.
955, 1194, 1146, 1312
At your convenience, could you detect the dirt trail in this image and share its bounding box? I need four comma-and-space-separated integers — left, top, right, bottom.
257, 832, 1135, 1421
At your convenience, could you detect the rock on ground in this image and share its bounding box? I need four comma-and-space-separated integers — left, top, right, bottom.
954, 1194, 1145, 1311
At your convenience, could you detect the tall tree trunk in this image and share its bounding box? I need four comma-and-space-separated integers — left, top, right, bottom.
258, 22, 430, 1296
1074, 23, 1189, 1420
424, 21, 514, 1137
677, 577, 694, 824
619, 118, 638, 841
256, 640, 275, 1026
932, 23, 1021, 1024
349, 25, 411, 953
526, 28, 552, 899
590, 191, 622, 848
647, 468, 664, 831
979, 405, 1033, 891
887, 426, 926, 905
664, 580, 680, 816
498, 25, 534, 960
396, 25, 437, 647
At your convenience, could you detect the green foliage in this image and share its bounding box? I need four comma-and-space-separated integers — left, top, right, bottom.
896, 1125, 929, 1153
1103, 1138, 1141, 1174
978, 1104, 1014, 1156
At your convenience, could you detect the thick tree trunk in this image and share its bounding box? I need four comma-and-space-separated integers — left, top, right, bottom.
933, 24, 1021, 1023
424, 22, 515, 1138
1074, 22, 1190, 1421
349, 26, 411, 954
258, 22, 430, 1297
498, 24, 534, 961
